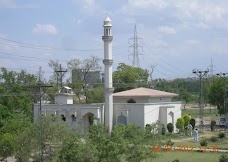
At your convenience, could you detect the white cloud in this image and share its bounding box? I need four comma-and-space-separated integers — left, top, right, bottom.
32, 24, 57, 35
158, 26, 176, 34
72, 0, 97, 11
128, 0, 168, 9
0, 0, 38, 8
174, 1, 225, 22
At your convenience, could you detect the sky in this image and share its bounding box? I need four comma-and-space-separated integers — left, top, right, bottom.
0, 0, 228, 80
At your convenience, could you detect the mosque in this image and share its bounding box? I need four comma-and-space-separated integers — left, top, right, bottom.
33, 17, 182, 133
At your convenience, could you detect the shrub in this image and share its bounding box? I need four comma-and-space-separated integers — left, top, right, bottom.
200, 139, 208, 146
173, 160, 180, 162
176, 118, 185, 132
190, 118, 196, 129
165, 139, 174, 146
219, 154, 228, 162
210, 120, 216, 131
182, 114, 190, 128
167, 123, 174, 134
218, 132, 225, 138
210, 136, 218, 142
161, 124, 166, 135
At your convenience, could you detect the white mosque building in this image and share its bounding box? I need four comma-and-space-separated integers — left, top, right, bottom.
33, 17, 182, 133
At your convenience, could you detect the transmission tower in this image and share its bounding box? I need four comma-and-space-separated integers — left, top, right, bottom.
128, 24, 143, 67
192, 69, 209, 131
209, 58, 215, 78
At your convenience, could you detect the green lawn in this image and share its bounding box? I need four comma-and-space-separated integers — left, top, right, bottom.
182, 108, 218, 118
149, 152, 224, 162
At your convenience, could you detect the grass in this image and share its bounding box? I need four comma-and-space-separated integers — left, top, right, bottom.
182, 108, 219, 118
149, 152, 225, 162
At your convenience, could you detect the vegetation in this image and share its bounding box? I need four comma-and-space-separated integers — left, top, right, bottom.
219, 154, 228, 162
113, 63, 149, 92
200, 139, 208, 146
176, 118, 185, 132
182, 114, 190, 128
210, 120, 216, 131
167, 123, 174, 134
190, 118, 196, 129
218, 132, 226, 138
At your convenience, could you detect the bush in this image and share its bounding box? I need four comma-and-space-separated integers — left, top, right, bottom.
182, 114, 190, 128
200, 139, 208, 146
161, 124, 166, 135
167, 123, 174, 134
173, 160, 180, 162
219, 154, 228, 162
211, 120, 216, 131
218, 132, 226, 138
190, 118, 196, 129
176, 118, 185, 132
210, 136, 218, 142
165, 139, 174, 146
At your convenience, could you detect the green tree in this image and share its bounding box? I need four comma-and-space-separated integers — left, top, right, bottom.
176, 118, 185, 132
113, 63, 149, 92
208, 77, 226, 115
67, 56, 102, 103
180, 91, 192, 109
57, 134, 98, 162
0, 68, 38, 117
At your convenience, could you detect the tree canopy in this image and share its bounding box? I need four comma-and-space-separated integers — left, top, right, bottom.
113, 63, 149, 92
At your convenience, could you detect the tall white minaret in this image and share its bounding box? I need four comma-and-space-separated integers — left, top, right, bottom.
102, 16, 113, 133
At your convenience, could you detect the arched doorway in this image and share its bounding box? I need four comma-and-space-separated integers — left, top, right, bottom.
168, 111, 174, 125
83, 112, 94, 131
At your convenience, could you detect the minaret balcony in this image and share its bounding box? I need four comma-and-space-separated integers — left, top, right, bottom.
102, 36, 113, 41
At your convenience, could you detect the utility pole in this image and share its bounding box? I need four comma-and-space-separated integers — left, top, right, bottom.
216, 72, 228, 133
32, 84, 53, 162
192, 69, 209, 130
128, 24, 143, 67
55, 64, 67, 89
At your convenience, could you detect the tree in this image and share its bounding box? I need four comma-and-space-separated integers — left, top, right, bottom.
180, 91, 192, 109
113, 63, 149, 92
67, 56, 101, 103
0, 68, 38, 116
176, 118, 184, 132
208, 77, 226, 115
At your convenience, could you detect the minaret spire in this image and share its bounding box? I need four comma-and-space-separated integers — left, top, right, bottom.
102, 16, 113, 133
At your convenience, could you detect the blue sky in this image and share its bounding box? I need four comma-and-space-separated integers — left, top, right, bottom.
0, 0, 228, 80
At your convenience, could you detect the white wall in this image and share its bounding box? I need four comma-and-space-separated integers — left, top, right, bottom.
113, 103, 145, 127
144, 104, 160, 125
33, 104, 104, 128
148, 97, 172, 103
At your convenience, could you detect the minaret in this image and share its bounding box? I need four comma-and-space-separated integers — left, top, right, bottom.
102, 16, 113, 133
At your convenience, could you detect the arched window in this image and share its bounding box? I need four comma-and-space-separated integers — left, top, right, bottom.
127, 99, 136, 103
117, 114, 127, 125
